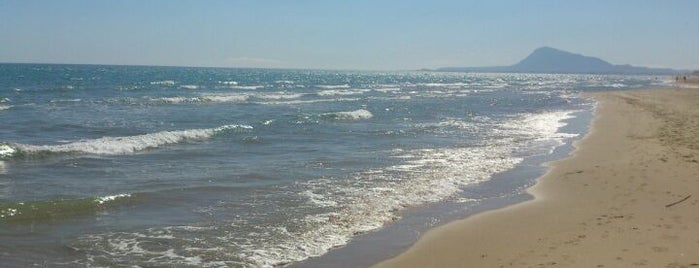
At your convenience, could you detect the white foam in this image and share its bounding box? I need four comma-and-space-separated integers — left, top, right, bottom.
179, 85, 199, 90
150, 80, 176, 86
259, 98, 359, 106
231, 111, 584, 267
0, 105, 12, 110
317, 89, 369, 96
50, 99, 82, 103
218, 81, 238, 85
373, 87, 401, 93
0, 144, 15, 158
255, 93, 305, 100
316, 84, 350, 89
227, 85, 264, 90
199, 94, 250, 103
322, 109, 373, 120
416, 82, 470, 88
236, 144, 522, 267
14, 124, 252, 155
152, 97, 199, 104
96, 193, 131, 205
301, 190, 337, 207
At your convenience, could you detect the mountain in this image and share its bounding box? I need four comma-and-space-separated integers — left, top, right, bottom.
437, 47, 681, 75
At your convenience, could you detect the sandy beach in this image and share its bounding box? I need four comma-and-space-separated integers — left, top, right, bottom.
374, 87, 699, 267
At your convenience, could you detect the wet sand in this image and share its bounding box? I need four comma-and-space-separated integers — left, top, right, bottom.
374, 87, 699, 267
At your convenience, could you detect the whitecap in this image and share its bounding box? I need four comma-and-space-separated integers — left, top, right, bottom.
152, 97, 200, 104
321, 109, 373, 121
179, 85, 199, 90
199, 93, 250, 103
254, 93, 305, 100
218, 81, 238, 85
316, 84, 350, 89
12, 124, 252, 156
0, 144, 15, 159
227, 85, 264, 90
373, 87, 401, 93
150, 80, 176, 86
317, 89, 370, 96
96, 193, 131, 205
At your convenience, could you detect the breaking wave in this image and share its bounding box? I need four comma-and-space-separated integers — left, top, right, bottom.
1, 124, 252, 158
315, 84, 350, 89
317, 89, 370, 96
321, 109, 373, 121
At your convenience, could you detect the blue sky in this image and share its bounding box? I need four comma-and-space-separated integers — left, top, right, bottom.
1, 0, 697, 70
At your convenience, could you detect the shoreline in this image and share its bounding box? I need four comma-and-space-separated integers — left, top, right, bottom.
293, 102, 595, 268
374, 87, 699, 267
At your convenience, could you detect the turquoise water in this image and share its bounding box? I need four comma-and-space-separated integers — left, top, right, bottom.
0, 64, 667, 267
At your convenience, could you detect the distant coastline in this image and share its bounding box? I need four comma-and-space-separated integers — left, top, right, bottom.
430, 47, 686, 75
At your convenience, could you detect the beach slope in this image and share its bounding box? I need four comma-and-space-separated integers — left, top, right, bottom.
374, 88, 699, 267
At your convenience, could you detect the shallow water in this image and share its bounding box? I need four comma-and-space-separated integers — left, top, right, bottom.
0, 64, 667, 267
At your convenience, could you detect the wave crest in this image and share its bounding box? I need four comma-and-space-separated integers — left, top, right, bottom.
321, 109, 373, 121
0, 193, 133, 223
3, 124, 252, 158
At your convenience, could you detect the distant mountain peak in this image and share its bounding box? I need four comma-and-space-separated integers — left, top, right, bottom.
512, 47, 613, 73
436, 47, 681, 75
532, 46, 562, 53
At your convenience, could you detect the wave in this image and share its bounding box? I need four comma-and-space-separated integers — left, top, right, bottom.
49, 98, 82, 103
233, 144, 521, 267
233, 111, 583, 266
0, 144, 15, 159
179, 85, 200, 90
258, 97, 360, 106
373, 87, 401, 93
317, 89, 370, 96
150, 80, 176, 86
226, 85, 264, 90
315, 84, 350, 89
152, 97, 203, 104
0, 193, 134, 223
0, 105, 12, 110
198, 94, 250, 103
2, 124, 252, 158
321, 109, 373, 121
217, 81, 238, 85
415, 82, 470, 88
152, 92, 305, 104
152, 94, 251, 104
254, 93, 305, 100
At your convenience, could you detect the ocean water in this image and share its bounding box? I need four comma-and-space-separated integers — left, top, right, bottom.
0, 64, 667, 267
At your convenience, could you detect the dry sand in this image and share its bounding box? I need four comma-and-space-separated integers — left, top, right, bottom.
374, 88, 699, 268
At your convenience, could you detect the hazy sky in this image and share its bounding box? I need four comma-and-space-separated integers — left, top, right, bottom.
1, 0, 697, 70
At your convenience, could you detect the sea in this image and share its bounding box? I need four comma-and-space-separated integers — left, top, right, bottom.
0, 64, 668, 267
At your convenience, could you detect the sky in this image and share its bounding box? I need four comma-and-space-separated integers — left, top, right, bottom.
1, 0, 698, 70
